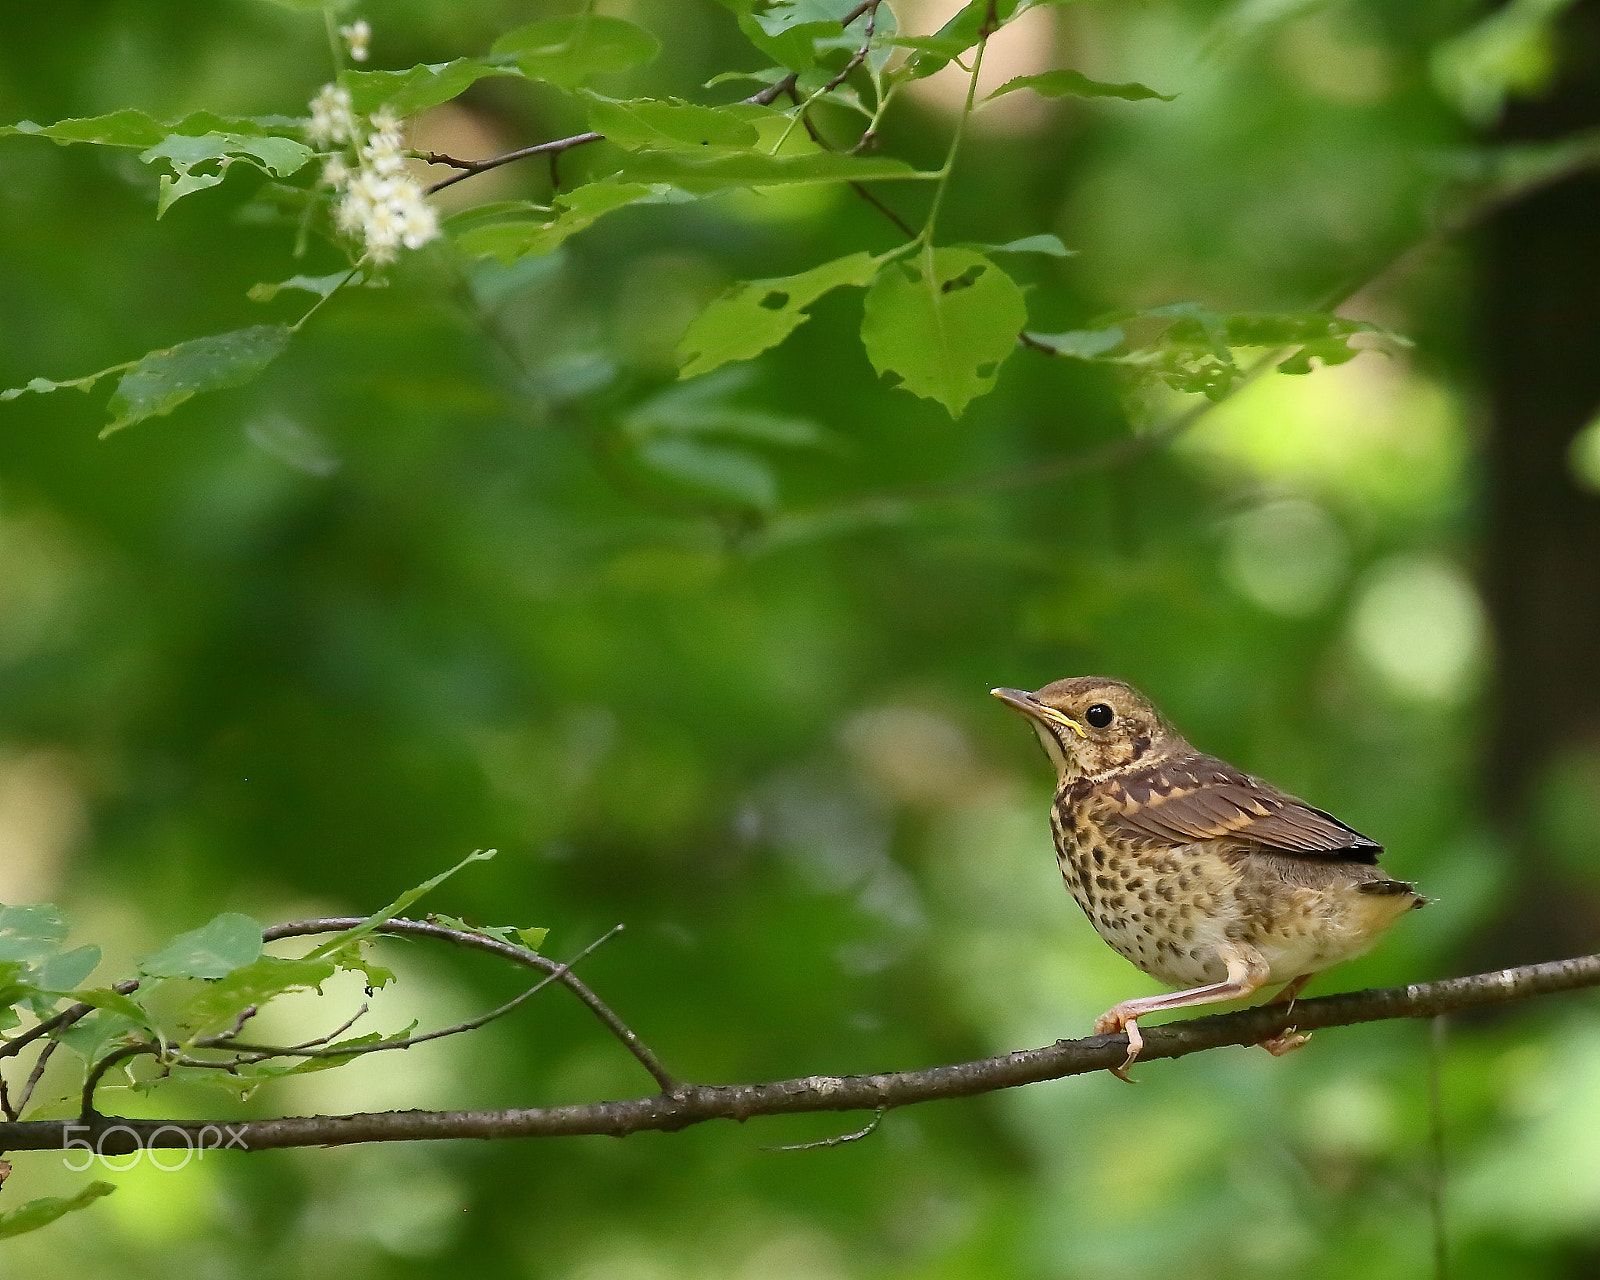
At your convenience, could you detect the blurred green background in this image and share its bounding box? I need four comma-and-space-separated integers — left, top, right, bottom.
3, 0, 1600, 1276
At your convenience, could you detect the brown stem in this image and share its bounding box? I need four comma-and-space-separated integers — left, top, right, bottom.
8, 952, 1594, 1154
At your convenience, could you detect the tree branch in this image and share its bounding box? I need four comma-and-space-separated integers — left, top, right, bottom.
3, 952, 1593, 1154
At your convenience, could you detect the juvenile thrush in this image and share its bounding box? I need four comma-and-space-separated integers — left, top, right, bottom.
993, 676, 1424, 1078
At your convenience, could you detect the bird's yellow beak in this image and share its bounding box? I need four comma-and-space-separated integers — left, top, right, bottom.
990, 687, 1088, 738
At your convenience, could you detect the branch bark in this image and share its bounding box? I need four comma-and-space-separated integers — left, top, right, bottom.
2, 951, 1593, 1155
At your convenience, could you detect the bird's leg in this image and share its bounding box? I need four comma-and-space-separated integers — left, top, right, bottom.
1094, 948, 1270, 1082
1257, 973, 1314, 1057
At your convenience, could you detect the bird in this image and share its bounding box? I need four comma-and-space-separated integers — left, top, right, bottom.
992, 676, 1424, 1079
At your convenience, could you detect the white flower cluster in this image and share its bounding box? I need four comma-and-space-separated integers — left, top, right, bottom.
306, 93, 439, 265
340, 20, 371, 63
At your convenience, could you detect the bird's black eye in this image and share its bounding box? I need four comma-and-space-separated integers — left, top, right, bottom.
1084, 703, 1114, 729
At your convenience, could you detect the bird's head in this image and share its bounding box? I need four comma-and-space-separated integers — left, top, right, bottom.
991, 677, 1175, 780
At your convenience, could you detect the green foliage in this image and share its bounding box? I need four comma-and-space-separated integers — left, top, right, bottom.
987, 69, 1175, 103
861, 247, 1028, 415
103, 325, 293, 436
492, 16, 661, 88
0, 1183, 115, 1240
677, 251, 880, 378
4, 1, 1582, 1276
137, 912, 264, 979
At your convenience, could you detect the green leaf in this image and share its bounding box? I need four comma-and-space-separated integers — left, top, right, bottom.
1, 373, 113, 402
492, 15, 660, 88
1, 110, 299, 149
0, 1182, 114, 1240
328, 939, 396, 989
583, 95, 761, 151
104, 325, 292, 437
35, 945, 101, 993
140, 132, 313, 216
138, 912, 263, 979
166, 955, 337, 1038
341, 59, 521, 117
612, 149, 925, 191
453, 181, 669, 262
635, 438, 778, 510
305, 849, 497, 959
0, 905, 69, 962
860, 247, 1027, 416
894, 0, 1021, 81
628, 371, 828, 450
429, 913, 549, 950
1024, 327, 1125, 359
987, 69, 1175, 103
247, 270, 368, 303
71, 987, 150, 1023
677, 251, 879, 378
713, 0, 865, 70
56, 1008, 147, 1063
975, 234, 1075, 257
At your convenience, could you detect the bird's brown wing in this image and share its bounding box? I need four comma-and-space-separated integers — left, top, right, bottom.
1101, 753, 1382, 862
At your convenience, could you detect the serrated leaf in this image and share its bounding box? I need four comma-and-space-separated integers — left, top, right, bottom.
0, 1182, 114, 1240
613, 149, 924, 191
0, 905, 69, 962
453, 181, 667, 261
518, 927, 549, 951
583, 94, 761, 150
140, 132, 313, 215
167, 955, 337, 1038
138, 912, 263, 979
677, 251, 879, 378
2, 110, 298, 149
341, 59, 521, 117
860, 247, 1027, 416
104, 325, 292, 437
35, 945, 100, 993
636, 438, 778, 510
987, 69, 1175, 103
0, 373, 110, 401
492, 15, 660, 88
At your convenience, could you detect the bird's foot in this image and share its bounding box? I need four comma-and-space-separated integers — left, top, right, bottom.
1258, 1027, 1311, 1057
1093, 1008, 1143, 1083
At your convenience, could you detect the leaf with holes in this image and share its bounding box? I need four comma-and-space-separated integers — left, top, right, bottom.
988, 69, 1174, 103
140, 132, 313, 216
492, 15, 660, 88
678, 252, 879, 378
860, 247, 1027, 416
103, 325, 292, 437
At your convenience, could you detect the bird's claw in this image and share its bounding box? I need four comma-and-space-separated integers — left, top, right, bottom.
1258, 1027, 1311, 1057
1095, 1010, 1143, 1083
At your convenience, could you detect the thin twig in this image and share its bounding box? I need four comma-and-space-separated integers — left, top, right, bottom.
424, 132, 604, 195
213, 927, 622, 1062
14, 1039, 59, 1119
763, 1108, 886, 1151
15, 951, 1596, 1155
263, 917, 678, 1092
